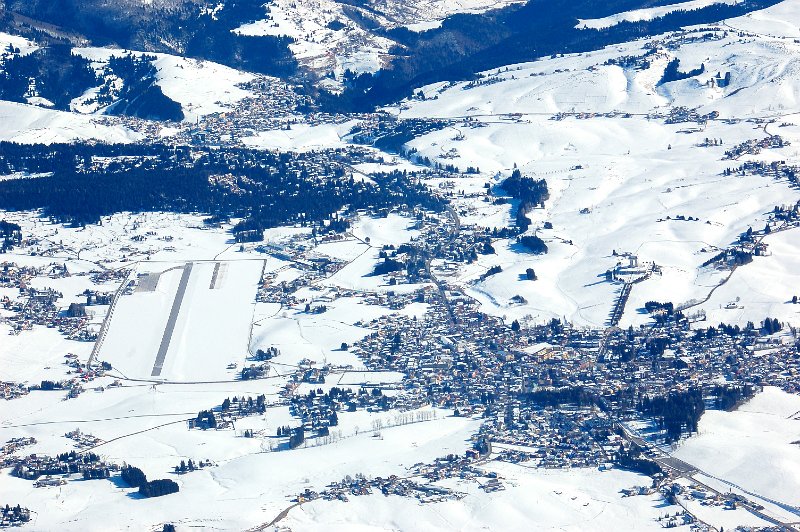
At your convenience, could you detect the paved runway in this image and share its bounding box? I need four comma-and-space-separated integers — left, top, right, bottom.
151, 263, 193, 377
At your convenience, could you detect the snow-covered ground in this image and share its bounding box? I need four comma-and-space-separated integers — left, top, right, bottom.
4, 2, 800, 529
74, 47, 256, 122
242, 122, 353, 151
235, 0, 397, 79
408, 112, 797, 326
390, 11, 800, 327
675, 387, 800, 508
0, 32, 38, 59
577, 0, 742, 30
0, 100, 142, 144
99, 259, 264, 381
0, 209, 686, 530
234, 0, 526, 82
284, 465, 683, 531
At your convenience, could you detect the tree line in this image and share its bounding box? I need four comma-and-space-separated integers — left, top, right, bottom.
0, 142, 444, 232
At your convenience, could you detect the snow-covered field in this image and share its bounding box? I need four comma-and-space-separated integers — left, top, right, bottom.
0, 100, 142, 144
675, 387, 800, 508
243, 122, 353, 151
5, 1, 800, 530
99, 259, 263, 381
0, 32, 38, 59
0, 211, 490, 530
284, 465, 681, 531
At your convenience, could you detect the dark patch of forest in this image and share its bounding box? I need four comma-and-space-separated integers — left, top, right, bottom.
2, 0, 297, 78
0, 46, 184, 119
0, 44, 96, 109
0, 142, 444, 237
104, 54, 184, 121
499, 168, 549, 234
638, 388, 704, 442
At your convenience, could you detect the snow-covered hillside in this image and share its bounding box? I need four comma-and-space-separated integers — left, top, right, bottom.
234, 0, 396, 81
235, 0, 526, 84
0, 32, 37, 59
73, 48, 256, 122
3, 2, 800, 531
674, 387, 800, 509
0, 100, 142, 144
389, 7, 800, 327
577, 0, 742, 30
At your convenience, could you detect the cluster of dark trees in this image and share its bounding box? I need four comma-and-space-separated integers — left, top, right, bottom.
103, 54, 184, 121
120, 465, 147, 488
0, 44, 96, 110
638, 388, 704, 442
0, 504, 30, 524
275, 425, 293, 437
500, 169, 549, 234
711, 384, 756, 411
38, 380, 63, 391
279, 426, 304, 449
254, 347, 279, 361
692, 320, 765, 340
195, 410, 217, 429
173, 459, 204, 474
240, 364, 269, 380
700, 248, 752, 268
0, 142, 444, 232
121, 464, 179, 498
139, 479, 180, 498
1, 219, 22, 251
614, 442, 662, 476
82, 467, 110, 480
373, 257, 405, 275
518, 235, 548, 255
220, 394, 267, 414
479, 264, 502, 281
658, 58, 705, 85
56, 451, 101, 464
762, 316, 782, 334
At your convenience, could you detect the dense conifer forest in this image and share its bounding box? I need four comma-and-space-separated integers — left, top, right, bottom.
0, 142, 444, 234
